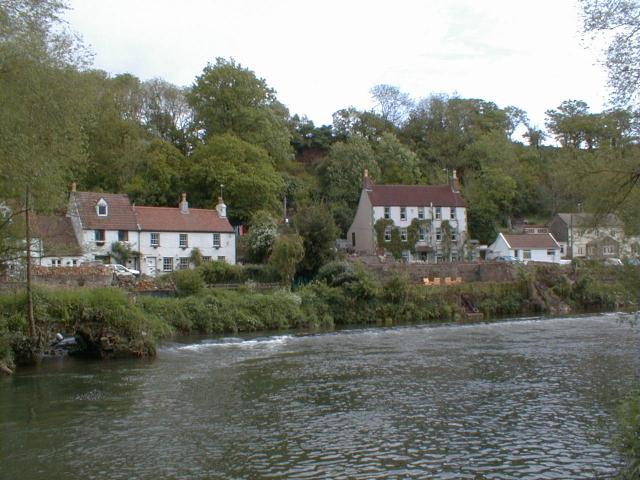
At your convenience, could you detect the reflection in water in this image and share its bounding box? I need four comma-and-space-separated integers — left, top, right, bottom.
1, 315, 639, 479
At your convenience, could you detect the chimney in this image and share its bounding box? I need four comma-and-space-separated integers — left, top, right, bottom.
216, 196, 227, 218
70, 182, 77, 193
179, 192, 189, 214
451, 169, 460, 193
363, 169, 374, 192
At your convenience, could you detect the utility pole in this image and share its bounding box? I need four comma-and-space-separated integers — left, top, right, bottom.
25, 187, 35, 338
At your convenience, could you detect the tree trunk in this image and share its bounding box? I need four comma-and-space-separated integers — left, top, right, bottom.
25, 188, 35, 338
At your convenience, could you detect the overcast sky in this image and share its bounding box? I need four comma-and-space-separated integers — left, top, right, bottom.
64, 0, 609, 132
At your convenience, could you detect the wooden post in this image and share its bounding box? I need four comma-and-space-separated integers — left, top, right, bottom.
25, 187, 35, 338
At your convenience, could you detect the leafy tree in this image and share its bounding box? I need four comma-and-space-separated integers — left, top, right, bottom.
294, 204, 338, 276
332, 107, 395, 141
374, 133, 421, 184
188, 57, 293, 167
268, 234, 305, 285
243, 210, 278, 263
581, 0, 640, 107
185, 134, 285, 224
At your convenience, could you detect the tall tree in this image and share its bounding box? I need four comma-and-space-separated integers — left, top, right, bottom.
188, 57, 293, 167
370, 84, 413, 126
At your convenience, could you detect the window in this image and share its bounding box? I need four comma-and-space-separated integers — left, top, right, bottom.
179, 257, 189, 269
547, 248, 555, 256
96, 198, 108, 216
435, 207, 442, 220
352, 232, 356, 247
560, 245, 565, 254
400, 207, 407, 221
384, 207, 391, 219
51, 259, 61, 267
578, 246, 584, 255
418, 207, 425, 220
72, 260, 77, 266
523, 250, 532, 260
451, 231, 457, 242
163, 257, 173, 272
94, 229, 105, 246
450, 208, 456, 220
604, 246, 614, 255
217, 256, 226, 262
514, 249, 519, 258
436, 228, 442, 242
400, 228, 407, 242
179, 233, 188, 248
419, 227, 426, 242
213, 233, 221, 248
202, 256, 212, 262
118, 230, 128, 242
384, 226, 392, 242
150, 232, 159, 247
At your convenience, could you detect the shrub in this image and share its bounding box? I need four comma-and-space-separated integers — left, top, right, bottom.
173, 269, 205, 297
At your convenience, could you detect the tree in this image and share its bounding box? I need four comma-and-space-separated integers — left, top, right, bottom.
369, 84, 413, 126
581, 0, 640, 107
188, 57, 293, 167
243, 210, 278, 263
268, 234, 304, 285
374, 133, 421, 184
185, 134, 285, 224
294, 204, 338, 276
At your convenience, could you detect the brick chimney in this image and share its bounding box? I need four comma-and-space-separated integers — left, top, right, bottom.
179, 192, 189, 214
451, 169, 460, 193
70, 182, 77, 193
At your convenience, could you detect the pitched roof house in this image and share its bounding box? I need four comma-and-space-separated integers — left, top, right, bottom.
488, 233, 561, 263
32, 214, 84, 267
347, 170, 468, 262
67, 186, 236, 276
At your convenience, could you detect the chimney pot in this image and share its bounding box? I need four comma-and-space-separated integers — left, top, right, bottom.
70, 182, 76, 192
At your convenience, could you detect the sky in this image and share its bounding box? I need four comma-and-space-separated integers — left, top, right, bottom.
63, 0, 609, 131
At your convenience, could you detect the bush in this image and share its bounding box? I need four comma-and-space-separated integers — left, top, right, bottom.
173, 269, 205, 297
199, 261, 246, 284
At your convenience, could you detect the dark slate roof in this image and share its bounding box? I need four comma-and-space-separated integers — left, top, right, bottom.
503, 233, 560, 249
72, 192, 138, 230
367, 184, 466, 207
32, 214, 83, 256
135, 206, 234, 233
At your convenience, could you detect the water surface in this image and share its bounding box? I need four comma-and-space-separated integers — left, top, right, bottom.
2, 314, 639, 479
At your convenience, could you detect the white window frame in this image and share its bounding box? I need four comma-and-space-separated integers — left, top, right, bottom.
179, 233, 188, 248
523, 250, 532, 260
547, 248, 555, 256
400, 207, 407, 221
213, 233, 221, 248
436, 228, 442, 242
217, 256, 226, 262
418, 207, 425, 220
450, 208, 456, 220
94, 229, 105, 246
163, 257, 173, 272
150, 232, 160, 247
179, 257, 190, 269
384, 226, 392, 242
451, 231, 457, 242
384, 207, 391, 219
418, 227, 426, 242
96, 198, 108, 217
400, 228, 408, 242
435, 207, 442, 220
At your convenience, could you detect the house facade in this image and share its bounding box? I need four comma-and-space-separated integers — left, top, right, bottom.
548, 213, 638, 259
488, 233, 561, 263
347, 171, 468, 262
64, 186, 235, 276
32, 214, 84, 267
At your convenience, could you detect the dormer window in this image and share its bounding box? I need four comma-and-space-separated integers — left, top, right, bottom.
96, 198, 108, 216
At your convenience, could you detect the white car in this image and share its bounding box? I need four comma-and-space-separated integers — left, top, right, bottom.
106, 264, 140, 277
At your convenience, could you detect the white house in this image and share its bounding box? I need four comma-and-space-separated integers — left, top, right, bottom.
347, 170, 468, 262
488, 233, 561, 264
32, 214, 84, 267
66, 186, 236, 276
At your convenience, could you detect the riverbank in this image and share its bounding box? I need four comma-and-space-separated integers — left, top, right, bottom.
1, 261, 639, 374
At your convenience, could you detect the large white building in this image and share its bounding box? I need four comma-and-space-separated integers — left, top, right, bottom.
347, 171, 469, 262
43, 187, 238, 276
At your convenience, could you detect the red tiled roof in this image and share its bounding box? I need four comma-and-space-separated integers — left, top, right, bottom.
367, 185, 466, 207
72, 192, 138, 230
503, 233, 559, 249
135, 206, 233, 233
32, 214, 82, 255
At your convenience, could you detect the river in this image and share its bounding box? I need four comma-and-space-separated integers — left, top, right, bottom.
1, 314, 639, 479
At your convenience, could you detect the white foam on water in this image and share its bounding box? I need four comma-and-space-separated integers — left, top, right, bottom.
175, 335, 293, 352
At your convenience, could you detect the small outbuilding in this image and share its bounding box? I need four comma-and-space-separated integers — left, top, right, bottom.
488, 233, 562, 264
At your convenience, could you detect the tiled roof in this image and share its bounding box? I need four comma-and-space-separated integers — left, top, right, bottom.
32, 214, 83, 256
72, 192, 138, 230
135, 206, 233, 233
503, 233, 560, 249
367, 184, 466, 207
556, 213, 624, 228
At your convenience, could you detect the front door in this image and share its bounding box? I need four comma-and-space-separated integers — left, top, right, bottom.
145, 257, 157, 277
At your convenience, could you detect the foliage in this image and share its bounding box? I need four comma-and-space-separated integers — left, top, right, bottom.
173, 269, 205, 297
268, 234, 305, 284
374, 133, 421, 184
110, 241, 139, 265
616, 389, 640, 479
243, 210, 278, 263
294, 204, 338, 276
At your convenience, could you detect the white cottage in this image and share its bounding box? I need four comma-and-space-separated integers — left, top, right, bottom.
488, 233, 561, 264
67, 186, 236, 276
347, 170, 468, 262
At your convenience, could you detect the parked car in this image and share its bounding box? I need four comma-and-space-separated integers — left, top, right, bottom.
603, 258, 623, 266
105, 264, 140, 277
626, 258, 640, 266
492, 255, 522, 264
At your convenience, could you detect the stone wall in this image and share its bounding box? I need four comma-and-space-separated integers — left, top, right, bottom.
32, 265, 113, 288
349, 256, 519, 284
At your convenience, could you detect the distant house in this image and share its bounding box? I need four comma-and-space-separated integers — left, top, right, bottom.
488, 233, 561, 263
347, 170, 468, 262
548, 213, 637, 259
32, 214, 84, 267
65, 185, 236, 276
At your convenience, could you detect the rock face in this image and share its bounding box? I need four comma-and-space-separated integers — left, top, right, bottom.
74, 324, 155, 359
